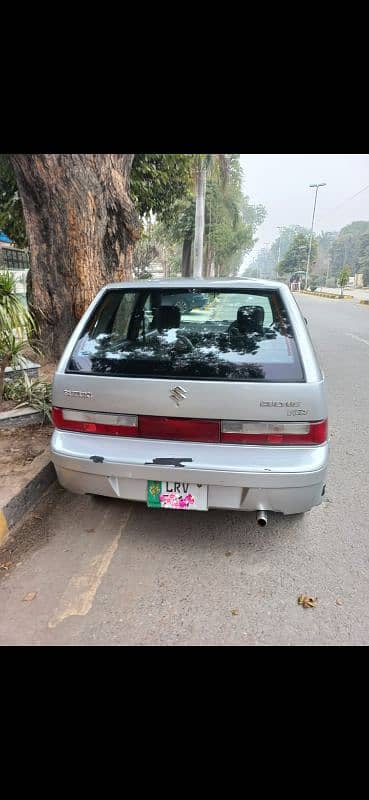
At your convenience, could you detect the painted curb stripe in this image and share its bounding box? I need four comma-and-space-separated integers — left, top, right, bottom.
48, 506, 132, 629
0, 510, 8, 546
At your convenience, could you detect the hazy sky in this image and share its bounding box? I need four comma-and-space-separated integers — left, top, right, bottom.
240, 154, 369, 266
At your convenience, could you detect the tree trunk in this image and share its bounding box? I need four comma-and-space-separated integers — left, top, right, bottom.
181, 237, 192, 277
204, 241, 209, 277
9, 154, 141, 359
0, 355, 11, 400
0, 364, 6, 400
193, 161, 207, 279
204, 242, 214, 278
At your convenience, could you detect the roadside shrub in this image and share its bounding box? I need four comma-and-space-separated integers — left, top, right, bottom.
362, 268, 369, 288
0, 271, 37, 400
337, 267, 351, 297
3, 374, 52, 423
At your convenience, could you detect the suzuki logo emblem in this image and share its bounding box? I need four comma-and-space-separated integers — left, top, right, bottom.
170, 386, 187, 406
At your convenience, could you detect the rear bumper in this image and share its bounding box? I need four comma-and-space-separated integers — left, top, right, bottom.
51, 430, 329, 515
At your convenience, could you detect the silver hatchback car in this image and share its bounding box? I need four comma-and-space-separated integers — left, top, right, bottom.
51, 279, 329, 526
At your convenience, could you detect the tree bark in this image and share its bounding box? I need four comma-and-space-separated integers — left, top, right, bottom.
193, 161, 206, 279
9, 154, 141, 359
204, 241, 214, 277
181, 236, 192, 277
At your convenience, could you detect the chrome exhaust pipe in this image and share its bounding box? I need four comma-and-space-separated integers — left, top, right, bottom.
256, 511, 268, 528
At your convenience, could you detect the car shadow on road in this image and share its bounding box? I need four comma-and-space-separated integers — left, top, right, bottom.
0, 487, 314, 586
90, 493, 310, 557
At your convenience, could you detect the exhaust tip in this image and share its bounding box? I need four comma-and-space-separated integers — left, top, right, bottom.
256, 511, 268, 528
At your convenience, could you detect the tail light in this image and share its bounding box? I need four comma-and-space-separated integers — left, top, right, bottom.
52, 407, 138, 436
52, 408, 328, 446
221, 419, 328, 445
52, 408, 219, 443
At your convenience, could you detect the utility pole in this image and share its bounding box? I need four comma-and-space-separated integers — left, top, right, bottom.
277, 227, 284, 277
305, 183, 327, 289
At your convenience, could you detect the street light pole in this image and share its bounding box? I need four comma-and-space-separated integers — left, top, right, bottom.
326, 260, 330, 287
305, 183, 326, 289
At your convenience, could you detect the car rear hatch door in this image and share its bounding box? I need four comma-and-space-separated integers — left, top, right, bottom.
53, 284, 327, 438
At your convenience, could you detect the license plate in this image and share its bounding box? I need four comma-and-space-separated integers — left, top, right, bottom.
147, 480, 208, 510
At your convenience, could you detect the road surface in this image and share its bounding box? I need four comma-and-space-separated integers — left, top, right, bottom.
1, 295, 369, 646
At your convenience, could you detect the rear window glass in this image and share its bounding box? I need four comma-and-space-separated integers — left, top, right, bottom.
67, 289, 304, 383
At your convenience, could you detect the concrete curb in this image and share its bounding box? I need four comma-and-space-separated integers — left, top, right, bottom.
0, 406, 44, 430
297, 291, 354, 300
0, 450, 56, 546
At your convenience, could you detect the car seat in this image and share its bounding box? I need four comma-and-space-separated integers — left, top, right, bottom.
153, 305, 181, 332
229, 306, 265, 340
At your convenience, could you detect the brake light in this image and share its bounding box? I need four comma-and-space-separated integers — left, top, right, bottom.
52, 407, 138, 436
221, 419, 328, 445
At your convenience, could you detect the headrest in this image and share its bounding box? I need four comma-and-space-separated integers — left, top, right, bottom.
155, 305, 181, 332
237, 305, 265, 333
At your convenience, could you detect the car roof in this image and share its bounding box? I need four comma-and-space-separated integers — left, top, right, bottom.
103, 278, 285, 291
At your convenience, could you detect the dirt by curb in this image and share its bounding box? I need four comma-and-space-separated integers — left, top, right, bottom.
0, 446, 56, 546
0, 426, 52, 493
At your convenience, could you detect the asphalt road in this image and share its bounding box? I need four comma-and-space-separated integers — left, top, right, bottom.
1, 295, 369, 646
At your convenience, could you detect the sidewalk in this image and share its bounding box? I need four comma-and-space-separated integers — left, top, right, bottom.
316, 287, 369, 302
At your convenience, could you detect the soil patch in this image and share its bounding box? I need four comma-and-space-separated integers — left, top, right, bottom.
0, 425, 52, 492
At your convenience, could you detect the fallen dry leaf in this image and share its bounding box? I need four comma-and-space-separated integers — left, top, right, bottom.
23, 592, 37, 602
298, 594, 318, 609
231, 608, 239, 616
336, 599, 344, 606
225, 552, 232, 558
0, 562, 12, 571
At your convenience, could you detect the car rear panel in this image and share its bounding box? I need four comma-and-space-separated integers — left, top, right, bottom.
51, 430, 328, 514
53, 372, 327, 422
52, 430, 328, 486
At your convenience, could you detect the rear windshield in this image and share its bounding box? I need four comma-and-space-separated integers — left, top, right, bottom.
67, 288, 304, 383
